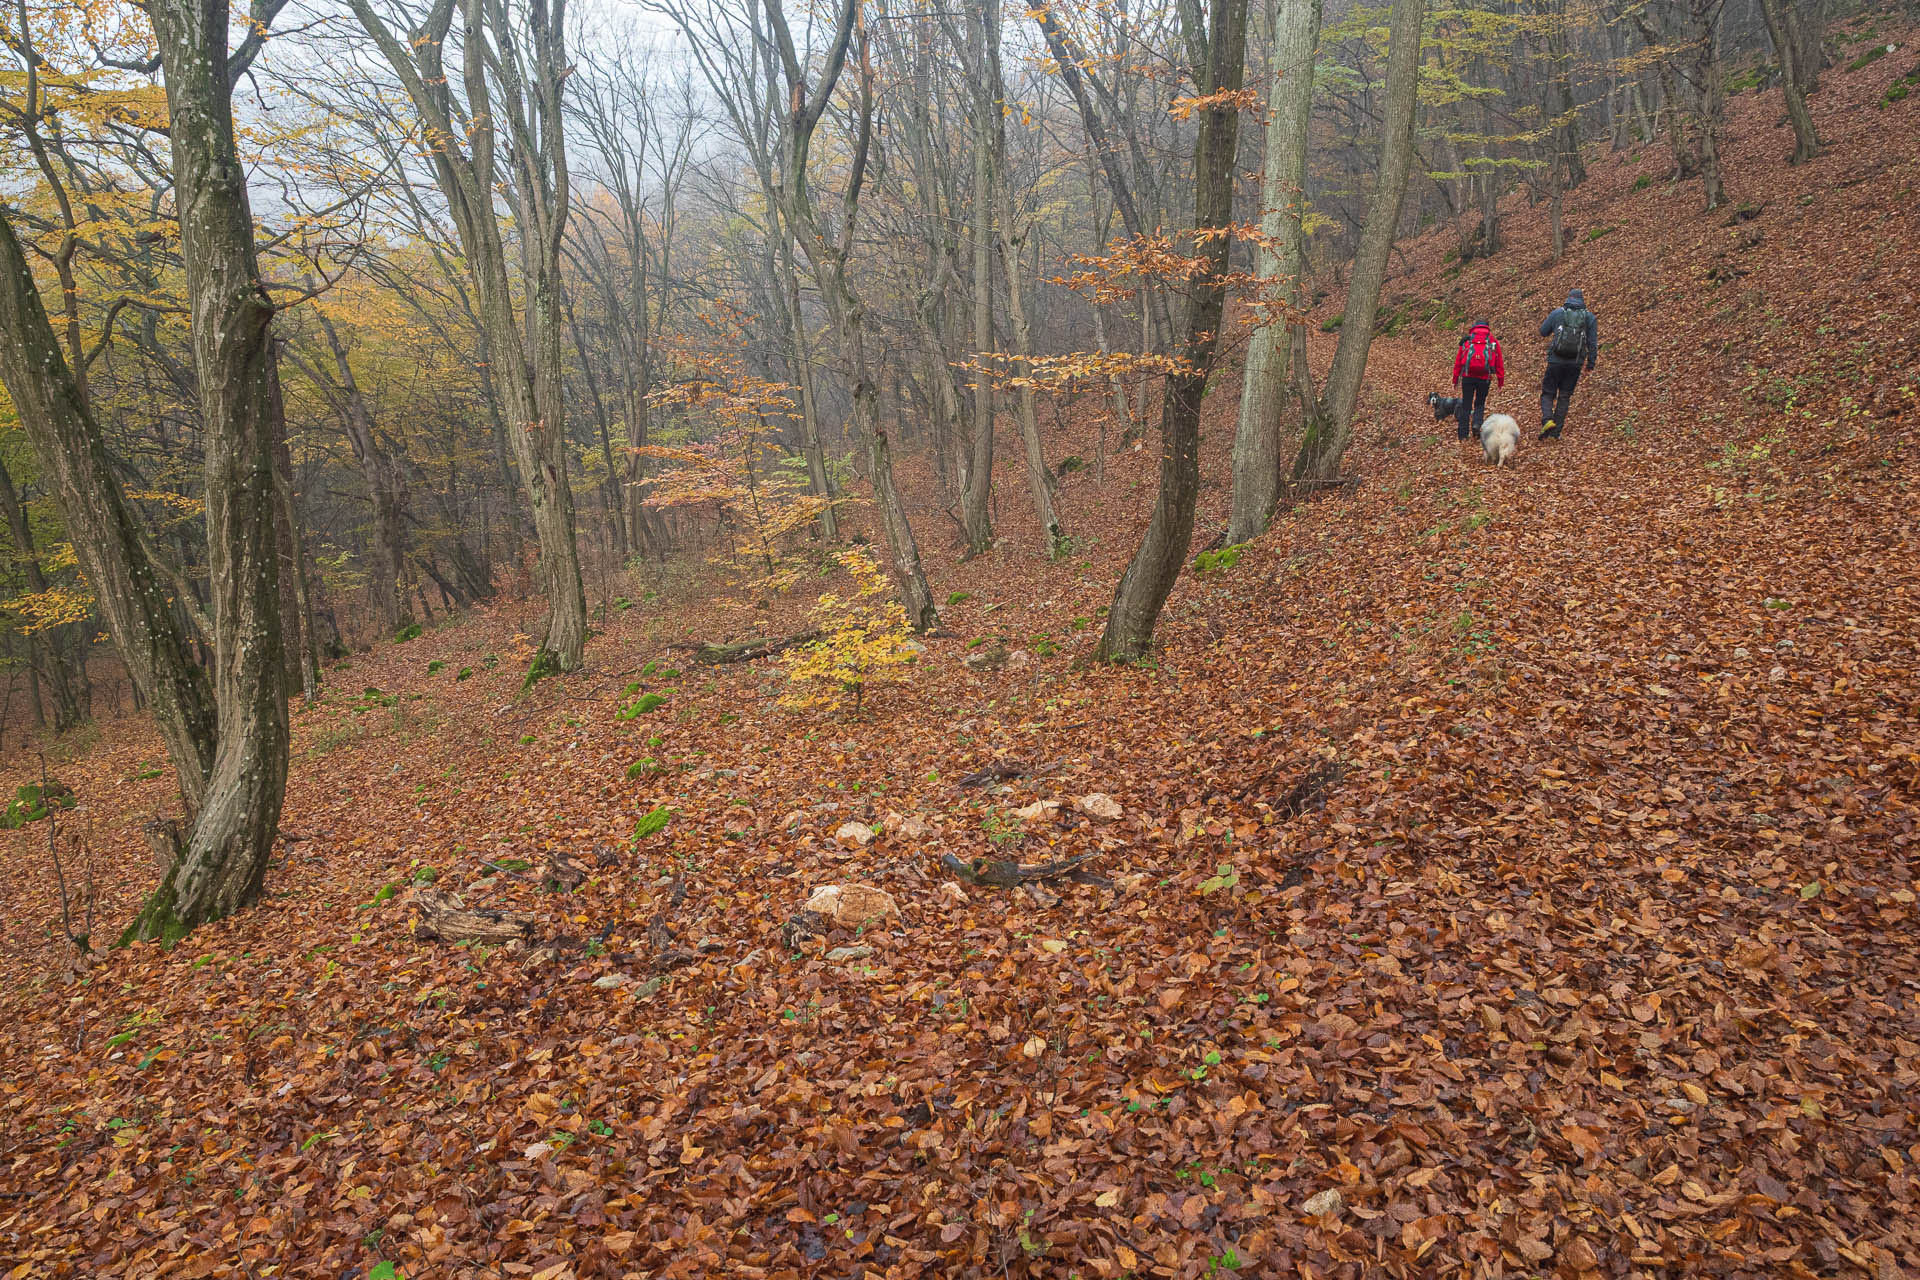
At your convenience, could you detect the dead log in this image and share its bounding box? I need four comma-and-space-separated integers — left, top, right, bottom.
691, 631, 822, 665
940, 852, 1113, 890
957, 760, 1029, 788
413, 889, 536, 945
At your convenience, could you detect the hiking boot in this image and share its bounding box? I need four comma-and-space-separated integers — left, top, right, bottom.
1456, 425, 1469, 441
1539, 421, 1562, 441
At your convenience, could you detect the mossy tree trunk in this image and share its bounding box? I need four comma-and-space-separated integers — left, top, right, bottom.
0, 213, 218, 811
124, 0, 292, 941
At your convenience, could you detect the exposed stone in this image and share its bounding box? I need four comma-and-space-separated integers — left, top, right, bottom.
835, 821, 876, 847
1077, 792, 1123, 820
1301, 1188, 1344, 1218
799, 883, 901, 930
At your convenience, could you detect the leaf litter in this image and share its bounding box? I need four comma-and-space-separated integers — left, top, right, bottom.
2, 44, 1918, 1280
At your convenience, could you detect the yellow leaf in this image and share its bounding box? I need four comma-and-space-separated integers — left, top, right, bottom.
1094, 1188, 1121, 1209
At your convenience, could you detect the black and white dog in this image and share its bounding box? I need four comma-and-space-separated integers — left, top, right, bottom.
1426, 392, 1462, 421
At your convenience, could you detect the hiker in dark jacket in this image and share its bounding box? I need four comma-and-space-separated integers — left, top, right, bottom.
1537, 289, 1597, 440
1451, 319, 1505, 441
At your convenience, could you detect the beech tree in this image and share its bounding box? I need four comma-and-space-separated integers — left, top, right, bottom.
1228, 0, 1323, 545
351, 0, 590, 672
0, 215, 219, 811
125, 0, 293, 940
1042, 0, 1250, 663
1290, 0, 1426, 487
763, 0, 939, 631
1758, 0, 1824, 163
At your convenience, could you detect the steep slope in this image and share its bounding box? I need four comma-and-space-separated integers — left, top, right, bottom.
2, 31, 1917, 1280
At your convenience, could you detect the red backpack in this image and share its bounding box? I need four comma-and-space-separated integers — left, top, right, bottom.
1465, 330, 1495, 377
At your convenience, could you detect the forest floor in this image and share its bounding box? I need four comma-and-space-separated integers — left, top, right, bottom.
3, 26, 1919, 1280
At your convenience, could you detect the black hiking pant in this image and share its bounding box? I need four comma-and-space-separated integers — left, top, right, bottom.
1540, 361, 1584, 430
1456, 377, 1491, 437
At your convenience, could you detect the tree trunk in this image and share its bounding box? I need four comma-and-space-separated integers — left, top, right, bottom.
1694, 0, 1729, 210
982, 4, 1064, 554
126, 0, 291, 942
1759, 0, 1819, 162
0, 213, 218, 809
566, 298, 629, 560
0, 456, 85, 731
777, 237, 838, 541
1095, 0, 1252, 664
766, 0, 938, 631
350, 0, 587, 672
1229, 0, 1323, 545
959, 0, 996, 558
268, 368, 311, 698
273, 439, 322, 700
1291, 0, 1425, 487
311, 308, 410, 631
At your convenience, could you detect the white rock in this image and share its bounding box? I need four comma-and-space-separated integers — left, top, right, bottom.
1077, 792, 1123, 821
1301, 1188, 1344, 1218
936, 881, 970, 906
835, 821, 876, 847
802, 884, 901, 929
1013, 800, 1060, 822
590, 974, 625, 990
826, 945, 874, 962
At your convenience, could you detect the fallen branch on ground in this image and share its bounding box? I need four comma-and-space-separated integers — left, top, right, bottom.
689, 632, 822, 665
957, 761, 1030, 788
940, 852, 1113, 889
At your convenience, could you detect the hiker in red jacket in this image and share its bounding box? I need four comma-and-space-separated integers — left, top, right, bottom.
1451, 319, 1505, 441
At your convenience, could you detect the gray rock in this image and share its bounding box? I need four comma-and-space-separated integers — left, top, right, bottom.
826, 945, 875, 963
1301, 1188, 1344, 1217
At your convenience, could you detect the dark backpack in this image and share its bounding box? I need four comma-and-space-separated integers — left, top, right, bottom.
1550, 306, 1588, 361
1465, 332, 1493, 377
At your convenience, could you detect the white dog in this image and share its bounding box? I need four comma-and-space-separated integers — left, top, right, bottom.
1479, 413, 1519, 466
